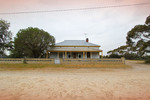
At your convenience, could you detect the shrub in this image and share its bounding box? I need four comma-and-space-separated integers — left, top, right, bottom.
145, 59, 150, 64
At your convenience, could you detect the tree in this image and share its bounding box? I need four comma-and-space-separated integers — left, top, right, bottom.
0, 19, 12, 57
107, 15, 150, 60
126, 15, 150, 56
107, 45, 129, 56
11, 27, 55, 58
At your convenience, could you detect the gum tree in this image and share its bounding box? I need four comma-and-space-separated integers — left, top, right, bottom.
0, 19, 12, 57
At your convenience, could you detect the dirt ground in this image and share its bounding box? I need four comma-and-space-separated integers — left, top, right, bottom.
0, 61, 150, 100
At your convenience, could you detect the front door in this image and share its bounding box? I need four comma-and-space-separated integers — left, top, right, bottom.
87, 52, 91, 58
73, 53, 77, 58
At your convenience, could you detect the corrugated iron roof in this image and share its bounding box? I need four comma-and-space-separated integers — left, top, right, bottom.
55, 40, 100, 46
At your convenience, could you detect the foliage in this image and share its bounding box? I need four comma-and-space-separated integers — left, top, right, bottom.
107, 45, 129, 56
0, 19, 12, 57
145, 59, 150, 64
107, 15, 150, 60
109, 54, 122, 58
11, 27, 55, 58
126, 15, 150, 56
123, 53, 141, 60
145, 55, 150, 64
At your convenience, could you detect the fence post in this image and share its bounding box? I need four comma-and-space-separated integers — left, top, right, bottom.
121, 57, 125, 64
54, 58, 60, 64
23, 57, 27, 64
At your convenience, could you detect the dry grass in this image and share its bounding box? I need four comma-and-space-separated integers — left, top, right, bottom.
0, 63, 130, 71
0, 63, 59, 71
1, 61, 150, 100
126, 60, 145, 64
62, 63, 130, 68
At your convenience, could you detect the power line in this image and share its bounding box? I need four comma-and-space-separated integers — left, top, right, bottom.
0, 2, 150, 15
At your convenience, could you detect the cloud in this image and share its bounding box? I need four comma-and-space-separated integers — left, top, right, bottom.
0, 0, 150, 55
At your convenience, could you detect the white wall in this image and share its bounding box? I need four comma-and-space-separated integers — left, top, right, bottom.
92, 52, 99, 58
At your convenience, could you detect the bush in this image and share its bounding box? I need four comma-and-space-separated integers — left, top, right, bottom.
124, 53, 140, 60
109, 54, 122, 58
145, 59, 150, 64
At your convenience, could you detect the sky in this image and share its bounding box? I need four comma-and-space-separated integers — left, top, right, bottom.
0, 0, 150, 55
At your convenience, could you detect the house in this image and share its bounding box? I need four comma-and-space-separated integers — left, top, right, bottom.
46, 38, 103, 59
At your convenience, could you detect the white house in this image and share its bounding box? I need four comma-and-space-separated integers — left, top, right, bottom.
46, 38, 103, 59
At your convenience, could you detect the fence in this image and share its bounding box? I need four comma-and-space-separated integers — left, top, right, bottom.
0, 58, 54, 64
60, 57, 125, 64
0, 57, 125, 64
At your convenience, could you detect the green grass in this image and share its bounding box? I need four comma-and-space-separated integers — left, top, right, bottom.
0, 63, 130, 71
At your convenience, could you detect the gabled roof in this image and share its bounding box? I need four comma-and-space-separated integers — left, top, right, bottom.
55, 40, 100, 47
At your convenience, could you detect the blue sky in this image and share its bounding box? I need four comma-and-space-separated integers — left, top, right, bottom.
0, 0, 150, 55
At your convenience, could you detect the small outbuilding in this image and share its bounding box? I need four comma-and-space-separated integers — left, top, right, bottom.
46, 38, 103, 59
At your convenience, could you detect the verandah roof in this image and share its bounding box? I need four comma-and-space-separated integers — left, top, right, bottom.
48, 48, 102, 52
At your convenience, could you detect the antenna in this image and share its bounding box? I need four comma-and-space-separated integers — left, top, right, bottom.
84, 33, 87, 39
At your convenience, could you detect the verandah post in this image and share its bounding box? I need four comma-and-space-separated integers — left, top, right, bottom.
65, 52, 67, 59
83, 52, 85, 59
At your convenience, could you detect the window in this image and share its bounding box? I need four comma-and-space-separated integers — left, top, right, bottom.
79, 55, 81, 58
68, 55, 71, 58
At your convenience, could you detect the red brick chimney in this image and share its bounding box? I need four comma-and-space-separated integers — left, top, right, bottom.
86, 38, 89, 42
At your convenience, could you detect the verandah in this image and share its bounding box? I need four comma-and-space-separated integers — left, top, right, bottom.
46, 51, 103, 59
